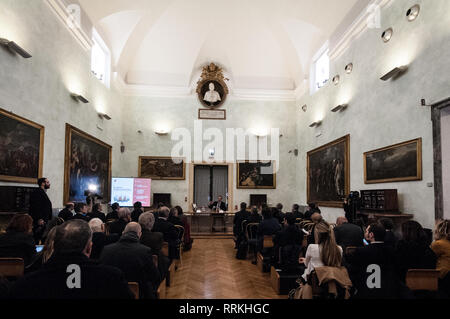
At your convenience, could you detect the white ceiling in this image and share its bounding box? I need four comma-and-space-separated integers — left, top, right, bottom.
78, 0, 360, 92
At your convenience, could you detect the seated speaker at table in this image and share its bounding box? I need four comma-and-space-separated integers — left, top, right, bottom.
208, 195, 227, 212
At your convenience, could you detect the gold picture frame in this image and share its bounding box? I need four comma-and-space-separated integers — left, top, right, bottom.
237, 161, 276, 189
138, 156, 186, 180
0, 108, 44, 184
364, 138, 422, 184
64, 124, 112, 204
307, 135, 350, 208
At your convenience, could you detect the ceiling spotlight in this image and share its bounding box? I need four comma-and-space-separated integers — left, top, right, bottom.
70, 93, 89, 103
380, 66, 408, 81
332, 75, 340, 85
309, 121, 322, 128
0, 38, 32, 58
331, 104, 348, 113
406, 4, 420, 21
98, 113, 111, 120
345, 63, 353, 74
301, 105, 307, 112
381, 28, 393, 43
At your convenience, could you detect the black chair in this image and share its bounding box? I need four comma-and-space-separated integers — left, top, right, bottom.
246, 223, 259, 264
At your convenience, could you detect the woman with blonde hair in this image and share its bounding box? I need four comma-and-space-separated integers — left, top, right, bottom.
431, 219, 450, 296
300, 220, 343, 281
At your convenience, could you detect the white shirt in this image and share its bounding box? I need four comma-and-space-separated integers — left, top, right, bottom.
302, 244, 343, 281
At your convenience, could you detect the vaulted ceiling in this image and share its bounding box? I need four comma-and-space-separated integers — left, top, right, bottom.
78, 0, 359, 91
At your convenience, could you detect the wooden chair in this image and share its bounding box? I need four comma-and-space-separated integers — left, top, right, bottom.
345, 246, 357, 256
128, 282, 139, 299
166, 262, 176, 287
174, 225, 185, 268
406, 269, 440, 291
270, 266, 281, 294
263, 235, 274, 249
0, 258, 24, 278
161, 242, 169, 258
157, 278, 167, 299
246, 223, 259, 262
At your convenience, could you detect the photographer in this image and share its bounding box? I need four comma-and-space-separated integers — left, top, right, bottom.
343, 191, 361, 224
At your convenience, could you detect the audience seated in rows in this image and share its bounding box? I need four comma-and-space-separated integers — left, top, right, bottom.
100, 222, 161, 299
72, 203, 90, 222
89, 203, 106, 223
153, 207, 180, 260
131, 202, 144, 223
10, 220, 134, 299
273, 203, 285, 224
106, 202, 120, 221
432, 219, 450, 297
25, 226, 57, 273
175, 206, 193, 251
379, 218, 398, 247
233, 202, 250, 246
304, 203, 321, 220
334, 217, 364, 252
395, 221, 437, 283
109, 207, 131, 237
168, 207, 184, 227
273, 214, 303, 272
291, 204, 304, 220
0, 214, 36, 267
88, 218, 119, 260
58, 202, 75, 221
139, 212, 170, 280
257, 207, 281, 250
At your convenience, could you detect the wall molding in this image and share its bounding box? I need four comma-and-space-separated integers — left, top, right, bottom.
329, 0, 393, 61
45, 0, 93, 51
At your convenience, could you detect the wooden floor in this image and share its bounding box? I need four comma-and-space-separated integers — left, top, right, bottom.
166, 238, 285, 299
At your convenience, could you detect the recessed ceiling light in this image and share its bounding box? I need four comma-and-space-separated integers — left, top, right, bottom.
406, 4, 420, 21
382, 28, 393, 43
332, 75, 340, 85
345, 63, 353, 74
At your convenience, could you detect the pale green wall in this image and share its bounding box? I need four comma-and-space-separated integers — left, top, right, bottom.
296, 0, 450, 228
0, 0, 124, 208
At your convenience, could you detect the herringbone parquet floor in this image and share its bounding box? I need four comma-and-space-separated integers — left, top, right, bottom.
166, 238, 285, 299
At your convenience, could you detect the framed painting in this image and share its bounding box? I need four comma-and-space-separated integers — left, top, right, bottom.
237, 161, 276, 189
307, 135, 350, 207
64, 124, 112, 204
364, 138, 422, 184
138, 156, 186, 180
0, 108, 44, 183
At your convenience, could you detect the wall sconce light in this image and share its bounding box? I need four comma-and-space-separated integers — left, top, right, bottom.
381, 28, 393, 43
309, 120, 322, 128
98, 113, 111, 120
70, 93, 89, 103
137, 130, 143, 134
0, 38, 32, 58
209, 148, 215, 157
345, 63, 353, 74
380, 66, 408, 81
331, 104, 349, 113
332, 75, 340, 85
406, 4, 420, 21
301, 105, 307, 112
120, 142, 125, 153
155, 129, 170, 136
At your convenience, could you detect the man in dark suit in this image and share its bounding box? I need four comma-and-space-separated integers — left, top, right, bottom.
233, 202, 250, 241
10, 220, 134, 299
153, 207, 179, 260
209, 195, 227, 212
58, 203, 75, 221
139, 212, 170, 280
72, 203, 90, 221
106, 202, 120, 221
88, 203, 106, 223
29, 178, 53, 243
131, 201, 144, 222
109, 208, 131, 236
100, 222, 161, 299
88, 218, 119, 260
334, 216, 364, 251
346, 223, 404, 299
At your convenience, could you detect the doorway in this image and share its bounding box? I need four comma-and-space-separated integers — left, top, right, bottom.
194, 165, 228, 207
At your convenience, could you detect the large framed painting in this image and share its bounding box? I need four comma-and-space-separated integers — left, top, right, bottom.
364, 138, 422, 184
307, 135, 350, 207
0, 108, 44, 183
237, 161, 276, 189
64, 124, 112, 204
138, 156, 186, 180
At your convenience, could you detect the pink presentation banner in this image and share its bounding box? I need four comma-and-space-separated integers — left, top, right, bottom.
133, 178, 151, 207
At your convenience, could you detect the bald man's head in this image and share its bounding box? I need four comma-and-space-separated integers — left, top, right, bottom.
311, 212, 323, 223
336, 217, 348, 226
123, 222, 142, 238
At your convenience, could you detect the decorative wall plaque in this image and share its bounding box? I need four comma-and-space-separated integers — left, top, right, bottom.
196, 63, 229, 109
198, 109, 226, 120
